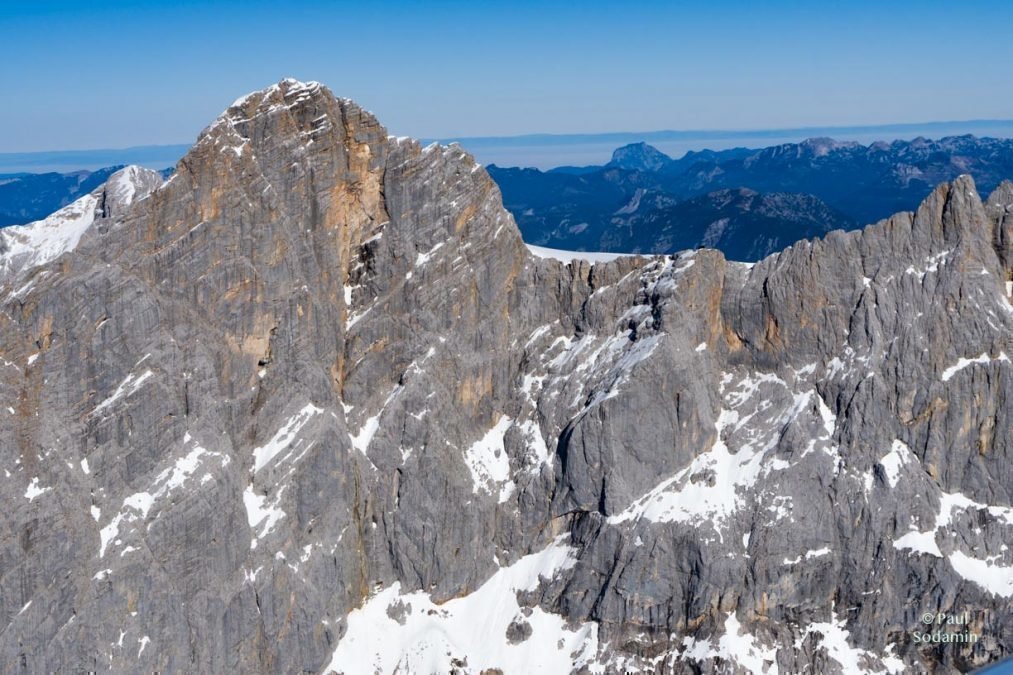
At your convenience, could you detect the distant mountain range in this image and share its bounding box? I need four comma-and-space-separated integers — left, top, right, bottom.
0, 167, 125, 227
4, 119, 1013, 174
0, 166, 175, 227
489, 135, 1013, 260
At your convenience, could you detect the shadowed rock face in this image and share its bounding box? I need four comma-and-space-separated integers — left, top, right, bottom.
487, 165, 857, 262
1, 79, 1010, 674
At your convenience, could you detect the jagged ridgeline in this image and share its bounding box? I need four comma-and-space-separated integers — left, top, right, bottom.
1, 79, 1011, 674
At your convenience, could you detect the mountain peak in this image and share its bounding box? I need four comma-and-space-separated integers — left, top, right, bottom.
607, 141, 672, 172
921, 173, 991, 247
226, 78, 326, 111
163, 79, 397, 245
202, 79, 380, 159
103, 165, 164, 215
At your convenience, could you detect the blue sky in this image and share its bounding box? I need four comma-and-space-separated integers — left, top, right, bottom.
1, 0, 1011, 153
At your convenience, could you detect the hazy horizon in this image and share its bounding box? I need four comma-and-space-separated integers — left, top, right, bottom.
3, 118, 1013, 174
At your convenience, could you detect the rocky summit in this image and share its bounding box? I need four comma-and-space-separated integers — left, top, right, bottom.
0, 79, 1011, 674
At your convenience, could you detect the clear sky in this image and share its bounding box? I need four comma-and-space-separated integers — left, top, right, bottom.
1, 0, 1012, 153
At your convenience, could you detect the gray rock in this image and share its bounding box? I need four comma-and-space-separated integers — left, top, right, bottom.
0, 79, 1009, 674
506, 619, 533, 644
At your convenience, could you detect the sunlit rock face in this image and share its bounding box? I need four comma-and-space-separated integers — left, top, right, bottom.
0, 79, 1010, 674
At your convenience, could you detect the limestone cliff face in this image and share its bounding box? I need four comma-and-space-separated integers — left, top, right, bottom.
1, 79, 1010, 674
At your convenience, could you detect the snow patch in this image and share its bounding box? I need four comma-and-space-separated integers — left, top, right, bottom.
415, 241, 445, 267
91, 370, 154, 416
252, 403, 322, 472
941, 351, 1008, 381
610, 372, 833, 535
682, 613, 778, 674
948, 551, 1013, 598
526, 244, 630, 264
893, 530, 942, 558
516, 419, 550, 470
893, 489, 1013, 595
106, 165, 145, 205
350, 413, 381, 456
878, 440, 911, 488
608, 409, 767, 531
797, 611, 902, 674
98, 437, 221, 557
243, 485, 287, 547
324, 537, 597, 674
0, 194, 98, 279
904, 249, 950, 280
24, 477, 51, 501
464, 416, 515, 503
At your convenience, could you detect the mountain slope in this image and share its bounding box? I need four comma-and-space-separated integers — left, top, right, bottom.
583, 187, 855, 260
619, 188, 854, 260
491, 164, 853, 260
0, 166, 163, 278
0, 166, 125, 227
0, 79, 1011, 674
